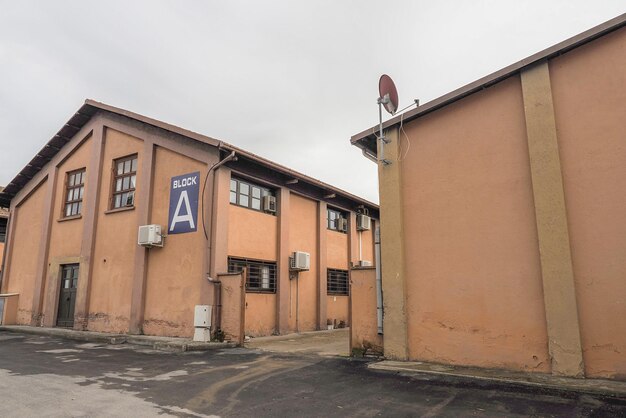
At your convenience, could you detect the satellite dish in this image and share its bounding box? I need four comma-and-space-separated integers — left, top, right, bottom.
378, 74, 399, 115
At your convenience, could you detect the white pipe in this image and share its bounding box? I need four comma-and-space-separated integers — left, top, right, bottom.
375, 224, 383, 335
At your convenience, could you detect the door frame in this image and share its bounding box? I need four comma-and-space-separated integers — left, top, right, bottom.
43, 257, 81, 328
56, 263, 79, 327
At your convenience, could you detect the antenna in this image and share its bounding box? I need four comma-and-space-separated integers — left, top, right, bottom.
377, 74, 399, 165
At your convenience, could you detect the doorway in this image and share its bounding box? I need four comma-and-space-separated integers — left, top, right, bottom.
56, 264, 78, 327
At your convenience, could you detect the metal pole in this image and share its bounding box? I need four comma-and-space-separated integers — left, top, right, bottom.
375, 225, 383, 335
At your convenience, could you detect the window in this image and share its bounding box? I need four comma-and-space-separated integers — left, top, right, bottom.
230, 177, 275, 213
0, 217, 6, 243
228, 257, 277, 293
327, 268, 349, 296
112, 155, 137, 209
63, 169, 85, 217
327, 208, 346, 232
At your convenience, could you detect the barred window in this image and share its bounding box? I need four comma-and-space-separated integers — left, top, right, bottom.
64, 169, 85, 217
228, 257, 277, 293
112, 155, 137, 209
327, 268, 349, 296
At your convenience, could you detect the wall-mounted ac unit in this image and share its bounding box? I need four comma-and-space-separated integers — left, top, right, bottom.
263, 195, 277, 213
138, 224, 163, 247
358, 260, 373, 267
337, 217, 348, 233
356, 214, 371, 231
290, 251, 310, 271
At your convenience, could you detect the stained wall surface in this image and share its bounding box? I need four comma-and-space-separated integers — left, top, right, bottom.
400, 76, 551, 372
550, 28, 626, 379
2, 180, 47, 324
88, 129, 142, 333
143, 146, 207, 337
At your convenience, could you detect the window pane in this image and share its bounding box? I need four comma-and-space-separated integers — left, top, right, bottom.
230, 179, 237, 192
64, 280, 70, 289
252, 187, 261, 199
114, 194, 121, 208
230, 191, 237, 204
131, 158, 137, 173
124, 160, 131, 173
251, 198, 260, 210
123, 177, 130, 190
117, 162, 124, 175
72, 279, 78, 288
67, 189, 73, 202
66, 205, 72, 217
78, 186, 84, 199
77, 202, 82, 215
130, 175, 136, 188
116, 178, 122, 192
79, 172, 84, 185
239, 183, 249, 196
69, 174, 75, 187
240, 195, 249, 207
126, 191, 135, 206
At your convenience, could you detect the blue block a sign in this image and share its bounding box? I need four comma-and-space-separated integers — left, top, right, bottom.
168, 171, 200, 234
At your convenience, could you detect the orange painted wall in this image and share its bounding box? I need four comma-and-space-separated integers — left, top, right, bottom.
42, 137, 92, 320
401, 76, 550, 372
359, 227, 374, 265
350, 267, 383, 353
228, 204, 277, 261
326, 295, 348, 326
88, 129, 142, 333
550, 27, 626, 379
288, 194, 317, 332
326, 229, 348, 269
4, 180, 47, 324
229, 201, 278, 335
245, 293, 276, 336
143, 146, 207, 337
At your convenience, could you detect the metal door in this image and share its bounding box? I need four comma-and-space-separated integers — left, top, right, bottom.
56, 264, 78, 327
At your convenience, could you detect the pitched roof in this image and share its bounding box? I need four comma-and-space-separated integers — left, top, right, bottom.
351, 13, 626, 154
0, 100, 378, 213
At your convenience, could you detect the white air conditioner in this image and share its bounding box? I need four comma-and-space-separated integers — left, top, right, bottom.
138, 224, 163, 247
337, 217, 348, 233
356, 214, 371, 231
358, 260, 373, 267
290, 251, 310, 271
263, 195, 277, 213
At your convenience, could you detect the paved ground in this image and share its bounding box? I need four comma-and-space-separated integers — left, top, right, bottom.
1, 331, 625, 417
245, 328, 350, 356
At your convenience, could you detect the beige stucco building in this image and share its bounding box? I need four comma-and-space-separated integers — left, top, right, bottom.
350, 15, 625, 380
0, 101, 377, 339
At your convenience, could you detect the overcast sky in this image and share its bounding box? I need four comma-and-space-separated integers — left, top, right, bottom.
0, 2, 623, 203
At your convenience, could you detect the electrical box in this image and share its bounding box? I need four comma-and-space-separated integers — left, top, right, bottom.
194, 305, 212, 327
356, 214, 371, 231
337, 217, 348, 233
138, 224, 163, 247
263, 195, 277, 213
289, 251, 310, 271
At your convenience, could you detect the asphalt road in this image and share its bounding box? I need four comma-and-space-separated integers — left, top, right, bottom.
0, 332, 624, 417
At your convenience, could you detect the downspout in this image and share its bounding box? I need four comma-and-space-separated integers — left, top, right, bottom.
0, 211, 10, 292
202, 149, 237, 334
375, 224, 383, 335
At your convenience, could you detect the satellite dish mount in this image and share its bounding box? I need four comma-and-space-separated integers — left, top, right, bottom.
377, 74, 399, 165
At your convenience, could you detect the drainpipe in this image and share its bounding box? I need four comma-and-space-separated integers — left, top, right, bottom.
0, 211, 11, 292
202, 149, 237, 333
375, 225, 383, 335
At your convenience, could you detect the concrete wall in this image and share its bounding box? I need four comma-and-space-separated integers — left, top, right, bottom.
364, 25, 626, 380
219, 272, 245, 345
2, 180, 47, 324
349, 267, 382, 355
549, 28, 626, 379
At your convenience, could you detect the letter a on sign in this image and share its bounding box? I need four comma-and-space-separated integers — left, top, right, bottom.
168, 172, 200, 234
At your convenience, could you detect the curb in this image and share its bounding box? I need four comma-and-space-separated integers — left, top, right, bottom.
0, 326, 236, 353
368, 361, 626, 399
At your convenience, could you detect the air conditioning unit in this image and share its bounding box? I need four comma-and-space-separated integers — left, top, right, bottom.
290, 251, 310, 271
263, 195, 277, 213
358, 260, 373, 267
356, 214, 371, 231
337, 217, 348, 233
138, 224, 163, 247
